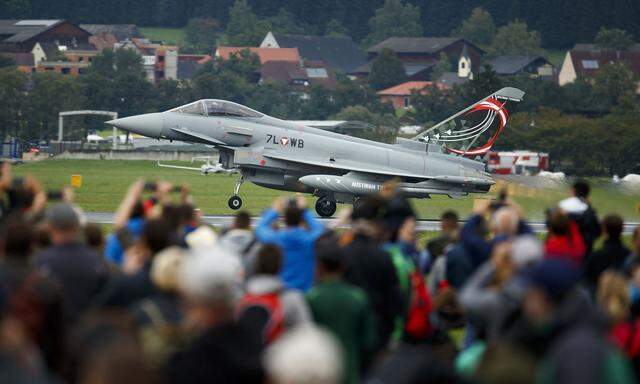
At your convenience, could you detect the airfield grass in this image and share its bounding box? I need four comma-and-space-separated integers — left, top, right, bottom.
139, 27, 187, 47
11, 159, 640, 221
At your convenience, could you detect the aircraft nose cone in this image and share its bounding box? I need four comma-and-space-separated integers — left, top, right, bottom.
106, 113, 164, 138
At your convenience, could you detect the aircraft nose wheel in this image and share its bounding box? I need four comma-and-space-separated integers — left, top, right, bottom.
228, 195, 242, 210
315, 197, 336, 217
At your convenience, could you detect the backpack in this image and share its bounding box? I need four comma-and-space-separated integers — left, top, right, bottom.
388, 245, 433, 340
138, 299, 188, 368
237, 292, 285, 343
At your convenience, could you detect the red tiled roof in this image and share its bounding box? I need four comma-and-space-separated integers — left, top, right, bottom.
377, 81, 432, 96
216, 47, 300, 64
569, 44, 640, 77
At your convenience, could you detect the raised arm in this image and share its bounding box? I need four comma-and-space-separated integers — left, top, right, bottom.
113, 180, 145, 230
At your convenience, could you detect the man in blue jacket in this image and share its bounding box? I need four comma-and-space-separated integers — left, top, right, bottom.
256, 196, 325, 292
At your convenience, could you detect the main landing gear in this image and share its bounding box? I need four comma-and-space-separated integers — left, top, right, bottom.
228, 176, 244, 210
315, 196, 337, 217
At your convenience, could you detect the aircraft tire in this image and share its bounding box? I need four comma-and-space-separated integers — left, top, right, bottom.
228, 195, 242, 210
315, 197, 336, 217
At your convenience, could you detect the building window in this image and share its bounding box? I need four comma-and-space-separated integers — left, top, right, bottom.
461, 62, 466, 69
61, 67, 71, 74
78, 68, 86, 75
582, 60, 599, 69
403, 97, 410, 109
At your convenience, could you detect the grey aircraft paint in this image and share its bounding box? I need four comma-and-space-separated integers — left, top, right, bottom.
106, 88, 525, 216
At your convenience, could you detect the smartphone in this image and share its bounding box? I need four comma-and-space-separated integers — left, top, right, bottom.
47, 190, 63, 200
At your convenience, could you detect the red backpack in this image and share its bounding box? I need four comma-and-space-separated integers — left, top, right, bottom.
237, 292, 285, 343
405, 270, 433, 339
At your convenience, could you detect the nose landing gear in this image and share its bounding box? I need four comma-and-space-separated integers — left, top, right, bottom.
228, 175, 244, 210
315, 196, 337, 217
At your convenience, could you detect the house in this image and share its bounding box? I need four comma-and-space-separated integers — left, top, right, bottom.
360, 37, 484, 79
116, 38, 178, 82
36, 60, 89, 75
260, 32, 367, 74
177, 54, 211, 80
0, 20, 91, 55
79, 24, 140, 41
0, 52, 35, 73
489, 55, 556, 78
377, 81, 434, 110
260, 59, 337, 90
559, 43, 640, 86
215, 47, 301, 64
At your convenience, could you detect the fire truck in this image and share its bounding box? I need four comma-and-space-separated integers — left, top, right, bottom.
486, 150, 549, 175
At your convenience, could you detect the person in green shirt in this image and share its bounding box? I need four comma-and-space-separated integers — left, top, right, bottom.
306, 236, 377, 384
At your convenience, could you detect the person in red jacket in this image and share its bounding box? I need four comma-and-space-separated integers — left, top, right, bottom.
544, 208, 586, 265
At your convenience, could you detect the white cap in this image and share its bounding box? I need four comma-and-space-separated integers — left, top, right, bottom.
179, 246, 243, 306
185, 225, 219, 250
558, 196, 588, 214
511, 235, 543, 268
264, 325, 343, 384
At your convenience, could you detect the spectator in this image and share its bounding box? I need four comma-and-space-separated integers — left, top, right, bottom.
237, 244, 311, 344
558, 179, 601, 257
624, 227, 640, 273
598, 271, 640, 376
104, 181, 147, 266
0, 216, 35, 292
35, 203, 108, 318
264, 325, 343, 384
219, 211, 256, 258
512, 259, 635, 383
459, 236, 542, 341
131, 246, 186, 367
256, 196, 324, 291
168, 247, 263, 384
545, 208, 586, 265
427, 210, 459, 293
84, 223, 105, 255
342, 196, 402, 351
96, 219, 173, 308
307, 236, 377, 384
584, 214, 630, 289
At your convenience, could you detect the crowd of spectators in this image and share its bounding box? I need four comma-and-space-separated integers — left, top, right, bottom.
0, 161, 639, 384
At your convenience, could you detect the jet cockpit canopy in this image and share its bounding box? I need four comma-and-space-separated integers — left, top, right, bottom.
169, 99, 263, 118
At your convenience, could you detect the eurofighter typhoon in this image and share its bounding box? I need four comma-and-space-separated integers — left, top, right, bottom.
107, 87, 525, 217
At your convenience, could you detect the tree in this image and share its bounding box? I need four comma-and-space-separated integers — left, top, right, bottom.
267, 9, 309, 35
593, 61, 636, 108
225, 0, 271, 46
332, 105, 399, 142
0, 68, 26, 140
430, 52, 451, 81
595, 27, 635, 51
452, 7, 495, 46
368, 48, 407, 90
0, 55, 14, 69
25, 73, 86, 140
488, 20, 545, 56
325, 19, 348, 37
363, 0, 422, 47
463, 64, 502, 101
185, 18, 220, 54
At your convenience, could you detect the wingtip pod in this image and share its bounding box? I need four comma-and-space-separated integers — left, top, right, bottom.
493, 87, 525, 102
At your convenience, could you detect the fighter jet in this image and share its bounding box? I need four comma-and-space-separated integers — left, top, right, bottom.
106, 87, 524, 217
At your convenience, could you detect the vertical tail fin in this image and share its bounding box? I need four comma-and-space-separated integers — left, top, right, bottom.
412, 87, 525, 156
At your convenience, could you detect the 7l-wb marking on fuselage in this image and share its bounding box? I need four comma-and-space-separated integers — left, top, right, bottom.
266, 134, 305, 148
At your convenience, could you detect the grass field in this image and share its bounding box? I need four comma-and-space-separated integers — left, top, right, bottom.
139, 27, 187, 47
11, 160, 640, 221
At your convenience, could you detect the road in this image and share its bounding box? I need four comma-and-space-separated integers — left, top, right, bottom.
84, 212, 639, 234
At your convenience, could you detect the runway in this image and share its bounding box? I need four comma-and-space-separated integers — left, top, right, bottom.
84, 212, 639, 235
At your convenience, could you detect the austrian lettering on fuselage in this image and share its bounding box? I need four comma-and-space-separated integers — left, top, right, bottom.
266, 134, 304, 148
